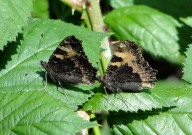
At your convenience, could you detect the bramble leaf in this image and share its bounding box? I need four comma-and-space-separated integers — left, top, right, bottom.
108, 85, 192, 135
0, 18, 106, 110
182, 44, 192, 83
0, 0, 33, 50
105, 5, 182, 63
0, 91, 97, 135
83, 81, 177, 112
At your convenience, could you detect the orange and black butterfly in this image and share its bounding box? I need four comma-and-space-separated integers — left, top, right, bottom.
99, 40, 157, 92
41, 36, 157, 92
41, 36, 97, 85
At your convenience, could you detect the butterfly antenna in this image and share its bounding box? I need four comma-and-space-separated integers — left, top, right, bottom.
58, 81, 68, 100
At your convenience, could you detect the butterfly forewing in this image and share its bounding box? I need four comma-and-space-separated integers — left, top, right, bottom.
41, 36, 97, 85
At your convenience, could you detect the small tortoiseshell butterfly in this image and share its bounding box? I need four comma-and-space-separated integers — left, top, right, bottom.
41, 36, 97, 85
99, 40, 157, 92
41, 36, 156, 92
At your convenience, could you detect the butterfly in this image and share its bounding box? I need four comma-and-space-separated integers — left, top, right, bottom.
41, 35, 157, 92
41, 36, 97, 85
99, 40, 157, 92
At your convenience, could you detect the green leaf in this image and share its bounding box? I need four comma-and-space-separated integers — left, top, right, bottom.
182, 44, 192, 83
33, 0, 49, 19
119, 0, 192, 19
180, 17, 192, 28
0, 18, 107, 110
105, 5, 182, 63
110, 0, 133, 8
107, 85, 192, 135
82, 81, 176, 112
0, 0, 33, 50
109, 0, 192, 19
0, 91, 97, 134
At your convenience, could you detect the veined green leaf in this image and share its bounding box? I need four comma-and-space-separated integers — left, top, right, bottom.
82, 81, 178, 112
108, 85, 192, 135
109, 0, 192, 19
182, 44, 192, 84
0, 0, 33, 50
0, 18, 106, 110
105, 5, 182, 63
0, 91, 97, 135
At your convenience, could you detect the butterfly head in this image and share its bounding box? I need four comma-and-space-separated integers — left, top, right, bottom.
40, 61, 48, 69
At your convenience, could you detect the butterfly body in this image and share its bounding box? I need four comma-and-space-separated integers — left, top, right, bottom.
100, 40, 157, 92
41, 36, 97, 85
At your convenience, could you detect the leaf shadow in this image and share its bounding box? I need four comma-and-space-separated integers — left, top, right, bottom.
177, 24, 192, 55
107, 106, 176, 128
0, 33, 23, 70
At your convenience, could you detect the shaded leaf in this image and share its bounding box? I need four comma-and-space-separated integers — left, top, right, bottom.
105, 5, 182, 63
0, 0, 33, 50
0, 91, 97, 135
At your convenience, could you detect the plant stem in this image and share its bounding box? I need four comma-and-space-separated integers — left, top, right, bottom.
85, 0, 111, 73
91, 113, 101, 135
85, 0, 104, 32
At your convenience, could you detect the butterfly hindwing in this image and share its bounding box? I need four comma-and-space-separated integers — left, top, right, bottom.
41, 36, 97, 85
101, 40, 157, 92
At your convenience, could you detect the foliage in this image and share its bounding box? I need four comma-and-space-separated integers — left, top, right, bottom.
0, 91, 97, 134
105, 6, 182, 63
0, 0, 33, 50
182, 44, 192, 84
0, 0, 192, 134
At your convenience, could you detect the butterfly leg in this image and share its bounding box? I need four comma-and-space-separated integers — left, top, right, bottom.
42, 71, 48, 90
104, 86, 108, 96
102, 86, 111, 109
58, 81, 68, 100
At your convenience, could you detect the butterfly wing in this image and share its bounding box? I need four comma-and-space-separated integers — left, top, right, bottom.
102, 40, 157, 92
41, 36, 97, 84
